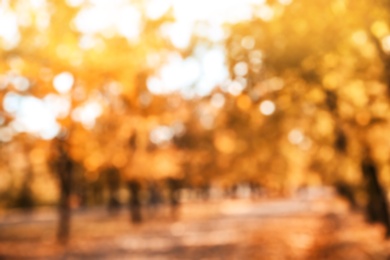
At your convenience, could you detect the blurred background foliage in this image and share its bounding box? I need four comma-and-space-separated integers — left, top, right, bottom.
2, 0, 390, 236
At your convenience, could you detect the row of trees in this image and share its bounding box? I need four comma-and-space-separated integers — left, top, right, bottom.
2, 0, 390, 241
224, 0, 390, 234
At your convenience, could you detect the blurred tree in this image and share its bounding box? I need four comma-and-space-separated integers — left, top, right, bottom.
50, 137, 74, 244
3, 0, 390, 244
0, 0, 177, 241
224, 0, 390, 235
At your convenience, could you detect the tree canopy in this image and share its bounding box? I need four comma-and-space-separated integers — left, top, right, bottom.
1, 0, 390, 215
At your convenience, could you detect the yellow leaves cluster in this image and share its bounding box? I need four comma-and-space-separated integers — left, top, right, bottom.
330, 0, 346, 14
339, 80, 368, 108
126, 149, 181, 180
84, 151, 104, 172
322, 71, 342, 90
306, 88, 325, 104
29, 148, 46, 165
313, 111, 334, 137
236, 95, 252, 111
371, 20, 389, 38
214, 130, 237, 154
367, 125, 390, 163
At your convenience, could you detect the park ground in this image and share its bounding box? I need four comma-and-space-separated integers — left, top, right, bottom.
1, 192, 390, 259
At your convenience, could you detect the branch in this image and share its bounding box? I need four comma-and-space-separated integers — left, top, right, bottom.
366, 26, 389, 64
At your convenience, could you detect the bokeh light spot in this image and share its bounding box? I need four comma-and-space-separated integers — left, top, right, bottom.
53, 72, 74, 94
259, 100, 275, 115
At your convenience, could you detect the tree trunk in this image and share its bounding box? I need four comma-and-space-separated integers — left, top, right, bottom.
106, 167, 121, 213
148, 182, 162, 217
167, 178, 181, 219
127, 180, 142, 223
57, 190, 71, 244
53, 140, 74, 244
15, 171, 34, 210
334, 182, 358, 209
361, 157, 390, 237
57, 163, 73, 244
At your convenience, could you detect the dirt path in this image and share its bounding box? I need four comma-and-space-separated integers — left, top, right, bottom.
0, 197, 389, 259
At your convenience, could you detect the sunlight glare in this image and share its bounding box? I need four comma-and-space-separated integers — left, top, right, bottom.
53, 72, 74, 94
382, 35, 390, 53
10, 96, 60, 139
259, 100, 275, 115
116, 6, 141, 41
234, 62, 249, 77
145, 0, 171, 20
72, 101, 102, 129
30, 0, 46, 8
241, 36, 255, 50
227, 80, 245, 96
65, 0, 84, 7
0, 9, 20, 49
12, 76, 30, 91
0, 127, 13, 142
44, 94, 71, 119
210, 93, 225, 108
3, 92, 22, 113
173, 0, 254, 24
162, 22, 193, 49
72, 0, 268, 97
147, 54, 201, 95
288, 129, 304, 145
196, 46, 229, 96
256, 5, 274, 21
79, 34, 104, 50
150, 126, 174, 145
278, 0, 293, 5
158, 0, 267, 48
74, 6, 109, 35
74, 2, 141, 41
